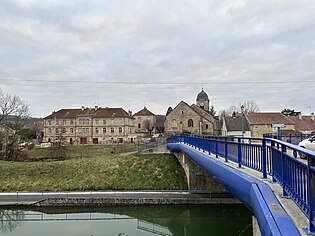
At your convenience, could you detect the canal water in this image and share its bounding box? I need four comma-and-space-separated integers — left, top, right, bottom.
0, 205, 253, 236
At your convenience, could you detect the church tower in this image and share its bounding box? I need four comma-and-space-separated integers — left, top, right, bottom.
196, 89, 210, 111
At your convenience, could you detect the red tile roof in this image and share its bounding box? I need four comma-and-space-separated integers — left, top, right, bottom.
286, 115, 315, 132
246, 113, 295, 125
44, 107, 130, 119
133, 107, 155, 116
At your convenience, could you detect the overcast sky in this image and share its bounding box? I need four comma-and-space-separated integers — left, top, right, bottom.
0, 0, 315, 117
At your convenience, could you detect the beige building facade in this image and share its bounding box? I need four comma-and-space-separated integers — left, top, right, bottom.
44, 106, 136, 145
133, 107, 156, 134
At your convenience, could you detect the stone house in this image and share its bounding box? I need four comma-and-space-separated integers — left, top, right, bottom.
245, 113, 295, 138
133, 107, 156, 134
44, 106, 136, 145
164, 89, 221, 135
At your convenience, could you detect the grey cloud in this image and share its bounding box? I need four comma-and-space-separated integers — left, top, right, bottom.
0, 0, 315, 116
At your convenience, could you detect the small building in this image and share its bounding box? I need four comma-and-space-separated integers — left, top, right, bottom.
164, 89, 221, 135
222, 112, 251, 137
44, 106, 136, 145
133, 107, 156, 134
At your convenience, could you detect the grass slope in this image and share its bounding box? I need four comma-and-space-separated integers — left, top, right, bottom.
0, 145, 187, 192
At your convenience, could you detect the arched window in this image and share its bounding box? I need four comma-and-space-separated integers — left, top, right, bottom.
171, 119, 177, 128
188, 119, 194, 127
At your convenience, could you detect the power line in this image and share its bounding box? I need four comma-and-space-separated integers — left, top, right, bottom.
0, 78, 314, 86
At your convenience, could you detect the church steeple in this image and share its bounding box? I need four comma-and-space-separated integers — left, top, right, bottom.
196, 89, 210, 111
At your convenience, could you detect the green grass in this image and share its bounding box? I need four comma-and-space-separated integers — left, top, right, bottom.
0, 145, 187, 192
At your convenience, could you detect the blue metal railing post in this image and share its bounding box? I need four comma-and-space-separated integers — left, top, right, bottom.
271, 140, 277, 182
281, 144, 288, 197
307, 156, 315, 233
215, 138, 218, 158
262, 139, 267, 179
225, 137, 228, 162
238, 138, 242, 168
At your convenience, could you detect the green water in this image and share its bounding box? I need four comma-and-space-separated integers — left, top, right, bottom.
0, 205, 253, 236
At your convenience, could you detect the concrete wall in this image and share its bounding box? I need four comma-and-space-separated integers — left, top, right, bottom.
174, 152, 226, 192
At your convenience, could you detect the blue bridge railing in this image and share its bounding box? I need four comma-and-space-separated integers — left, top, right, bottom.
168, 134, 315, 233
263, 133, 312, 145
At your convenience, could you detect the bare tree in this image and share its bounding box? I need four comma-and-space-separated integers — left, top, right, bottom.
0, 89, 30, 161
0, 209, 25, 233
239, 100, 260, 113
219, 105, 237, 119
143, 119, 154, 135
219, 100, 260, 119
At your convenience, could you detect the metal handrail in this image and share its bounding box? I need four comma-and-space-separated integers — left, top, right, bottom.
168, 134, 315, 233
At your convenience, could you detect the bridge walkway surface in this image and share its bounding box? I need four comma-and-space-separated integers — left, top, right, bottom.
167, 135, 315, 236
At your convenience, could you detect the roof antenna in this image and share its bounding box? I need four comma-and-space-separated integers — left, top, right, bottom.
308, 106, 312, 114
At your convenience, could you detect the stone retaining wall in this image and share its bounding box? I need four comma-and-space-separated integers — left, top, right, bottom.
35, 197, 240, 207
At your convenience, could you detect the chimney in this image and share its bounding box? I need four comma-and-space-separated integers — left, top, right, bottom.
81, 106, 85, 111
232, 111, 236, 118
311, 113, 314, 121
95, 105, 98, 110
299, 113, 302, 120
128, 110, 132, 117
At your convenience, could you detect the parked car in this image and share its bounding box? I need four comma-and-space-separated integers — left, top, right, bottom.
294, 135, 315, 159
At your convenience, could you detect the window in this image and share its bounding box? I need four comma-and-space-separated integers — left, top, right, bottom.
56, 120, 59, 125
205, 124, 209, 129
86, 119, 89, 125
138, 123, 141, 129
63, 120, 66, 125
79, 119, 83, 125
78, 128, 82, 134
119, 127, 122, 133
62, 128, 66, 133
111, 127, 115, 133
48, 128, 51, 134
85, 128, 89, 134
95, 127, 99, 134
70, 120, 74, 125
181, 111, 184, 115
188, 119, 194, 127
171, 119, 177, 128
103, 127, 106, 134
95, 119, 99, 125
70, 128, 74, 133
103, 119, 106, 125
48, 120, 52, 125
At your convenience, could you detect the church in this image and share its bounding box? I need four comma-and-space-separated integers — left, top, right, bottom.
164, 89, 221, 135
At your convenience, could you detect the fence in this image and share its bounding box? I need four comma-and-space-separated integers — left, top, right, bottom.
168, 134, 315, 233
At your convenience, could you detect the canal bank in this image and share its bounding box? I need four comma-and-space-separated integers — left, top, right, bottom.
0, 190, 240, 206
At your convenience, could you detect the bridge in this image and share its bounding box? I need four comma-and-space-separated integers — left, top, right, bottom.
167, 135, 315, 236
